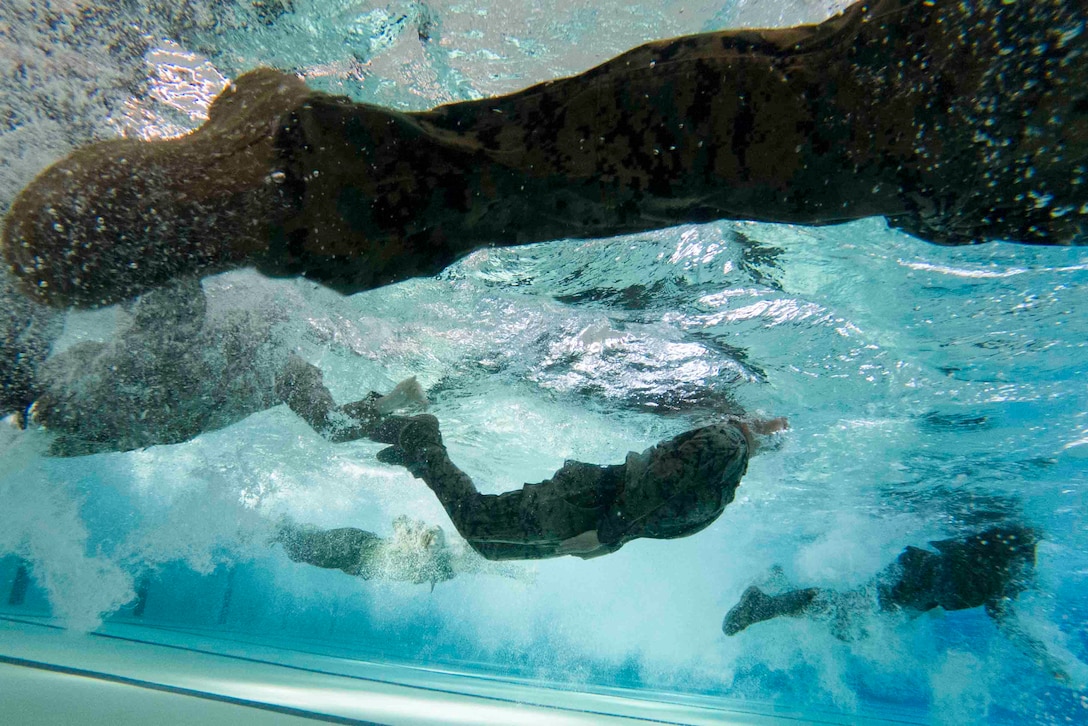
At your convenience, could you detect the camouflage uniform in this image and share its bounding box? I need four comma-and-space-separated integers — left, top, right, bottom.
4, 0, 1086, 308
722, 526, 1038, 636
376, 416, 750, 560
876, 527, 1037, 616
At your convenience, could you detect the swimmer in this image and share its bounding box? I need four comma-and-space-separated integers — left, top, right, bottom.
370, 413, 787, 560
3, 0, 1084, 309
20, 278, 428, 455
722, 526, 1077, 681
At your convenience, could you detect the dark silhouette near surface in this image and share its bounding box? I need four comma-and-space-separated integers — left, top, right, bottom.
4, 0, 1084, 308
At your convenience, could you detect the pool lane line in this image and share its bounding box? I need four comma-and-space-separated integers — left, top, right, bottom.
0, 653, 385, 726
0, 616, 702, 726
0, 615, 923, 726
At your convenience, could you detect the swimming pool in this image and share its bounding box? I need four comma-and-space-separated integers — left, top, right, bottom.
1, 1, 1085, 723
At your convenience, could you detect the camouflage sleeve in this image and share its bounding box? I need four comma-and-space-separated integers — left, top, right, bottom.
274, 353, 385, 442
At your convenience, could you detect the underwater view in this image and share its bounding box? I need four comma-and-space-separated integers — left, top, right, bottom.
1, 0, 1086, 724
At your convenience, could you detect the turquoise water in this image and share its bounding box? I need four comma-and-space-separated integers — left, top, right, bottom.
1, 1, 1087, 724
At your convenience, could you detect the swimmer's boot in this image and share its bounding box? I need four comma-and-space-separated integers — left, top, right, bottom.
2, 69, 313, 308
723, 586, 775, 635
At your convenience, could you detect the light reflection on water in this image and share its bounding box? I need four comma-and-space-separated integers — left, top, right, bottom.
113, 40, 227, 140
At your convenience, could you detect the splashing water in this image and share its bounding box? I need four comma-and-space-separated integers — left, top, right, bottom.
0, 1, 1086, 724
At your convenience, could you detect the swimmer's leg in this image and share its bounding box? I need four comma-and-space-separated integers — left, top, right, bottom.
722, 585, 822, 635
988, 600, 1076, 683
373, 415, 612, 560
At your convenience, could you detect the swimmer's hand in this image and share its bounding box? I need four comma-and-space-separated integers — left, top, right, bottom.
556, 530, 609, 559
376, 376, 429, 414
725, 415, 789, 455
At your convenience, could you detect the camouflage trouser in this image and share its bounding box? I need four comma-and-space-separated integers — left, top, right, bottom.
274, 354, 386, 443
374, 414, 624, 560
418, 457, 626, 561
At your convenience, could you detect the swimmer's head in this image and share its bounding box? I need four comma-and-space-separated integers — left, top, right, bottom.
974, 525, 1040, 568
646, 423, 749, 491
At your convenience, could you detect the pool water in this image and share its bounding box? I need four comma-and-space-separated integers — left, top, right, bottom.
1, 1, 1086, 724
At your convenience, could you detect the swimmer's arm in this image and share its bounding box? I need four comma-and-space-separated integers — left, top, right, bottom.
986, 599, 1071, 683
723, 415, 789, 456
275, 354, 425, 443
274, 521, 385, 577
451, 547, 538, 581
373, 376, 429, 414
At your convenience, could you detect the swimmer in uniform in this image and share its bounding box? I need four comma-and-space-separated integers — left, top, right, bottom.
368, 413, 787, 560
722, 526, 1077, 681
21, 278, 428, 455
